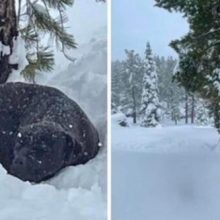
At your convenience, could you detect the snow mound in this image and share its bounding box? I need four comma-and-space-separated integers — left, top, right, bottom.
46, 148, 107, 193
111, 113, 128, 126
0, 165, 106, 220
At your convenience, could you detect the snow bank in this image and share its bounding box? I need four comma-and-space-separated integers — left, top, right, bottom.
112, 119, 220, 153
0, 164, 105, 220
111, 113, 129, 127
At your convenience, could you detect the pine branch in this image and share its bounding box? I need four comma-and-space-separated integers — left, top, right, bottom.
18, 0, 103, 80
21, 47, 54, 81
27, 1, 76, 50
20, 26, 38, 46
42, 0, 74, 9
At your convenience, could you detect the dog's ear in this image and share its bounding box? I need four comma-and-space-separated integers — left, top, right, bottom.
64, 134, 81, 165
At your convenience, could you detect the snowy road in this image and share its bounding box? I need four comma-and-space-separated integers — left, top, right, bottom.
112, 120, 220, 220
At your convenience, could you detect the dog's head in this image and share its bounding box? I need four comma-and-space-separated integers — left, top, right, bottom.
10, 123, 80, 182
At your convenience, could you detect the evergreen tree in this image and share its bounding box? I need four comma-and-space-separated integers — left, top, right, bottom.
112, 60, 124, 108
195, 99, 212, 126
140, 43, 160, 127
112, 55, 144, 119
112, 53, 192, 125
155, 56, 185, 123
122, 50, 143, 123
0, 0, 104, 83
170, 100, 181, 125
155, 0, 220, 132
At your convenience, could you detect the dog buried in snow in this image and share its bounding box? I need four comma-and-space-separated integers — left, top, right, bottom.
0, 82, 100, 183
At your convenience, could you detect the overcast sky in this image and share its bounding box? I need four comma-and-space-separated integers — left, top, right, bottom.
112, 0, 189, 60
55, 0, 107, 70
67, 0, 107, 44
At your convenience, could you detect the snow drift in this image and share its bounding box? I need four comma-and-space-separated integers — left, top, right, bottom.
112, 118, 220, 220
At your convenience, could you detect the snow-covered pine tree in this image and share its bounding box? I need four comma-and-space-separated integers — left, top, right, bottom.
155, 0, 220, 132
112, 60, 124, 108
0, 0, 104, 83
195, 99, 211, 126
140, 42, 160, 127
122, 50, 143, 124
170, 101, 180, 125
155, 56, 185, 123
0, 0, 77, 83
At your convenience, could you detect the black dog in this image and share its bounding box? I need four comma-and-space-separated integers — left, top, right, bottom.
0, 82, 100, 182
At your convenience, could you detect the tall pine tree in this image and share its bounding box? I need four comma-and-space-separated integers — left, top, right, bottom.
0, 0, 104, 83
112, 60, 124, 111
122, 50, 143, 123
140, 43, 160, 127
155, 0, 220, 132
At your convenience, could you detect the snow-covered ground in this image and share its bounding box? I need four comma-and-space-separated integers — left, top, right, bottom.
112, 115, 220, 220
0, 30, 107, 220
112, 117, 220, 153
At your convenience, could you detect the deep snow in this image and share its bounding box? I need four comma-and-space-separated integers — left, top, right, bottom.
0, 33, 107, 220
112, 116, 220, 220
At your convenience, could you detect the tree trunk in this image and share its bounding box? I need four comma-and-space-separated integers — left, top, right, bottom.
213, 102, 220, 133
132, 86, 137, 124
0, 0, 18, 83
185, 92, 189, 124
191, 95, 195, 124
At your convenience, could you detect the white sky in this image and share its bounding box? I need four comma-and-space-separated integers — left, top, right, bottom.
55, 0, 107, 70
112, 0, 189, 60
66, 0, 107, 44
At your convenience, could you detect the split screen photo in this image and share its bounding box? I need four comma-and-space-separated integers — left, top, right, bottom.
0, 0, 220, 220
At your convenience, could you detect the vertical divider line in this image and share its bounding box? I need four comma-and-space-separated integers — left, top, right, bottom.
107, 0, 112, 219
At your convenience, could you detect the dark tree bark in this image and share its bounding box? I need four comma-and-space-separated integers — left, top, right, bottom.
213, 102, 220, 133
131, 86, 137, 124
185, 92, 189, 124
191, 95, 195, 124
0, 0, 18, 83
